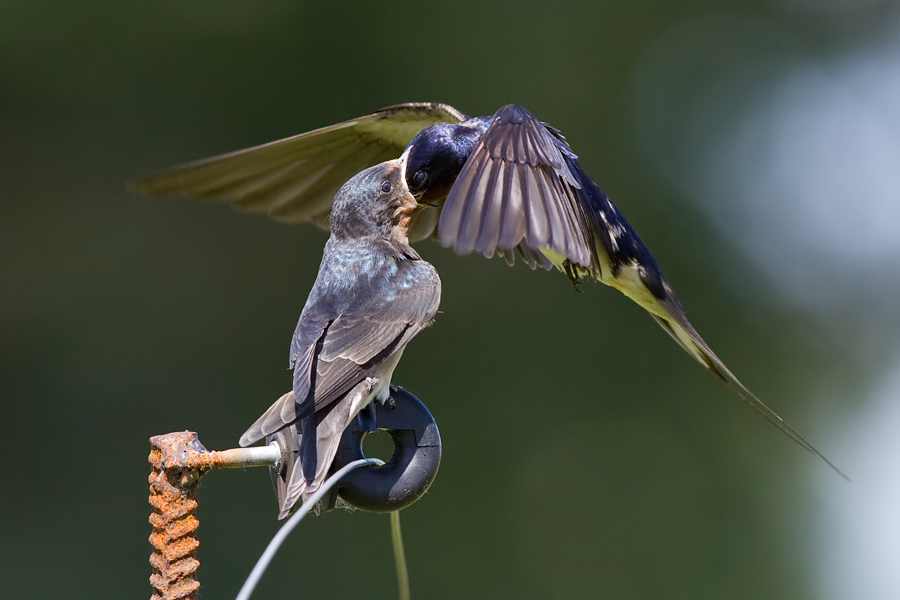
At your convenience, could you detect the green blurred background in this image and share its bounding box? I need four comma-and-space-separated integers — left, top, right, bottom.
3, 1, 899, 598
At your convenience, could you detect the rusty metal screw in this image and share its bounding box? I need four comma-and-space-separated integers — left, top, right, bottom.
147, 432, 281, 600
147, 432, 208, 600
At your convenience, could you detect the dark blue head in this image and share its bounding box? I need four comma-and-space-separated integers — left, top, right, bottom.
401, 118, 489, 202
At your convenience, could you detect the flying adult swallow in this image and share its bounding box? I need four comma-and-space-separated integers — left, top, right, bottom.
135, 102, 844, 477
238, 159, 441, 516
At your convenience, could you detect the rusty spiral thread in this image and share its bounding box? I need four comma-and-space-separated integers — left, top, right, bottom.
148, 432, 211, 600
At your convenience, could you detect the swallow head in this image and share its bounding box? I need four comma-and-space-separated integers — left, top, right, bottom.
400, 120, 486, 203
330, 159, 420, 241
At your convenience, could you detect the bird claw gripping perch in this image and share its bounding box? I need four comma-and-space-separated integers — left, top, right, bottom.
267, 385, 442, 514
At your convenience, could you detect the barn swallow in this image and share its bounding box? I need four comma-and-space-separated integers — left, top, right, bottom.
238, 159, 441, 516
135, 102, 844, 477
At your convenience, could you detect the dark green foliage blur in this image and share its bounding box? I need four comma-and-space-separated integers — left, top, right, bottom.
0, 1, 876, 598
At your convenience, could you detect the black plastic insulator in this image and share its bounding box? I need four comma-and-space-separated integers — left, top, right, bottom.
331, 386, 441, 512
267, 386, 441, 513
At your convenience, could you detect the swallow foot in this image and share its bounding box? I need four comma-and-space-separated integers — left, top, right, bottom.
563, 259, 590, 292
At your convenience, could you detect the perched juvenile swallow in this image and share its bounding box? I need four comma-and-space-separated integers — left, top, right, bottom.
239, 159, 441, 516
136, 102, 844, 477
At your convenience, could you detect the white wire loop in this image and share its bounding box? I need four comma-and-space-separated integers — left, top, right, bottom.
235, 458, 384, 600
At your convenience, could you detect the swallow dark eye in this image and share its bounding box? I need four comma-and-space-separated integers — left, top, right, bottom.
413, 170, 428, 186
381, 181, 392, 193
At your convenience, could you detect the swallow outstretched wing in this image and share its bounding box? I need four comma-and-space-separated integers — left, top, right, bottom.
134, 103, 466, 228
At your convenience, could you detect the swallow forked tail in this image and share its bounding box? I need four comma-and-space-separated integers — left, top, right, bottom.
548, 146, 849, 482
650, 300, 849, 482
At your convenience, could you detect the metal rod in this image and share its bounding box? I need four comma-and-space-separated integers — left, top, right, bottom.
207, 445, 281, 469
